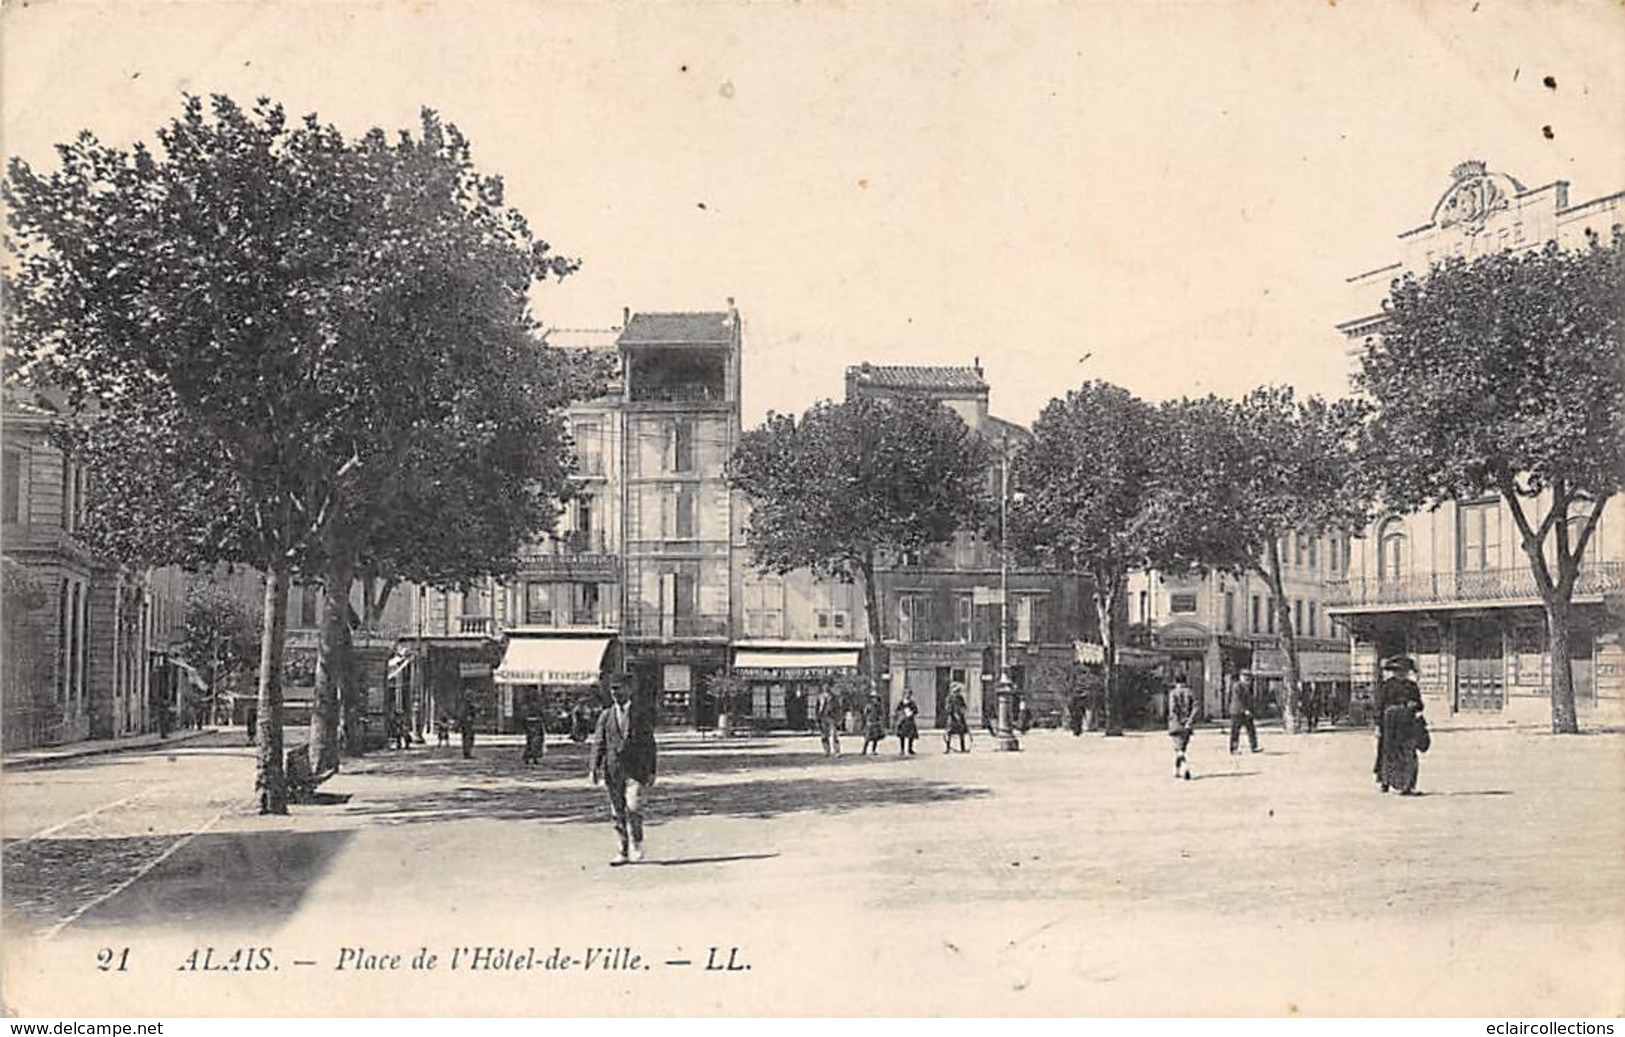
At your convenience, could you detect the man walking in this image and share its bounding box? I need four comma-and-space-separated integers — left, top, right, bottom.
1228, 671, 1261, 754
590, 677, 658, 865
815, 685, 843, 758
459, 698, 477, 760
1168, 673, 1197, 781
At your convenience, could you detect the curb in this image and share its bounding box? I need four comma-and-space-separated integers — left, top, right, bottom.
3, 728, 220, 771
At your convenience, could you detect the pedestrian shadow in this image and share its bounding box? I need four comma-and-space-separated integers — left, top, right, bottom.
3, 829, 355, 935
648, 852, 780, 867
1417, 790, 1513, 797
1190, 771, 1259, 780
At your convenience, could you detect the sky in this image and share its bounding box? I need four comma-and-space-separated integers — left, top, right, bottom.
4, 0, 1623, 428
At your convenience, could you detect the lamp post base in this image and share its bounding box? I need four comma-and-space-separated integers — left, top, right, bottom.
993, 678, 1021, 752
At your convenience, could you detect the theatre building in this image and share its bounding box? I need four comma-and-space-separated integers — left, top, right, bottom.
1329, 163, 1625, 725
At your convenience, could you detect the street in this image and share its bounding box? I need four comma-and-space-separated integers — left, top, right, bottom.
3, 724, 1622, 1017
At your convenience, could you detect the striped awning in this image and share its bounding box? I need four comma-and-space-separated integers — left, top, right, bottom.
494, 636, 612, 686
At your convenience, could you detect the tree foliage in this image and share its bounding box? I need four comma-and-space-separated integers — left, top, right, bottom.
1356, 230, 1624, 733
1154, 387, 1370, 732
180, 579, 264, 701
729, 394, 993, 690
4, 94, 584, 805
1006, 381, 1165, 734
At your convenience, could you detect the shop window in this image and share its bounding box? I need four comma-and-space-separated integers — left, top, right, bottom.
571, 583, 599, 626
1169, 593, 1198, 614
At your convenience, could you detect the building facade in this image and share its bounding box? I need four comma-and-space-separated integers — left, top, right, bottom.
1329, 163, 1625, 725
1126, 532, 1355, 721
844, 363, 1098, 728
2, 388, 189, 750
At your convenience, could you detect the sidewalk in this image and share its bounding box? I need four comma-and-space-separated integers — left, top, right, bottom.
2, 726, 220, 770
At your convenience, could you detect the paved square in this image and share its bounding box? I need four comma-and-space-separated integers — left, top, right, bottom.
4, 725, 1622, 1016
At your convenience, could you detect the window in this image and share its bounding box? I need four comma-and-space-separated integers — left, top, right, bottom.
1378, 518, 1408, 584
1458, 500, 1500, 572
1328, 536, 1340, 574
1138, 591, 1149, 624
57, 579, 69, 703
571, 583, 599, 626
955, 593, 975, 643
1169, 593, 1198, 614
526, 582, 555, 625
59, 459, 73, 531
745, 578, 783, 638
1014, 595, 1044, 644
2, 450, 20, 524
1294, 599, 1304, 635
954, 533, 979, 570
897, 594, 931, 644
1224, 592, 1235, 633
670, 419, 695, 473
1267, 597, 1276, 634
1293, 534, 1305, 568
1309, 601, 1319, 638
573, 420, 603, 476
1250, 595, 1261, 634
675, 484, 697, 539
299, 585, 319, 628
1308, 538, 1318, 569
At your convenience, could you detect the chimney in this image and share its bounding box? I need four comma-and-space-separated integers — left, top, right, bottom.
973, 356, 983, 378
622, 306, 630, 329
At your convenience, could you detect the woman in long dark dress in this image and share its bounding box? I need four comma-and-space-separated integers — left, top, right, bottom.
943, 683, 970, 753
893, 690, 920, 756
1375, 657, 1426, 794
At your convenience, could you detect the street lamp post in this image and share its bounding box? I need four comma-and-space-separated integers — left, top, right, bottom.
994, 436, 1020, 752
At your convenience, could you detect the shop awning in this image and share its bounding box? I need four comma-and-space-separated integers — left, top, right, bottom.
174, 660, 209, 691
494, 636, 612, 686
733, 642, 862, 678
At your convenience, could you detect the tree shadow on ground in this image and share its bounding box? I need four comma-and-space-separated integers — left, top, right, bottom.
336, 774, 992, 828
3, 829, 354, 935
343, 741, 876, 784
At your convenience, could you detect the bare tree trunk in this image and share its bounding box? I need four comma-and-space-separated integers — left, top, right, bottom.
309, 551, 354, 775
860, 556, 885, 697
255, 565, 290, 815
1263, 539, 1303, 734
1095, 571, 1124, 736
1546, 598, 1580, 735
336, 602, 363, 757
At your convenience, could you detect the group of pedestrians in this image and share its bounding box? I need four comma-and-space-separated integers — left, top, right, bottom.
1166, 657, 1430, 792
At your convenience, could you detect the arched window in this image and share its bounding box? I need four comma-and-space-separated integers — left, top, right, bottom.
1378, 518, 1408, 584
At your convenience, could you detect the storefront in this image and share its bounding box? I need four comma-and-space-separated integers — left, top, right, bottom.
732, 640, 864, 731
493, 628, 618, 734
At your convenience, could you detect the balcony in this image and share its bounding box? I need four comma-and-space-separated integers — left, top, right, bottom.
1325, 562, 1624, 611
458, 615, 495, 636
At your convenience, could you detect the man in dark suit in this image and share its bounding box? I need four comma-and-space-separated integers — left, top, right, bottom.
1229, 671, 1261, 754
589, 676, 658, 865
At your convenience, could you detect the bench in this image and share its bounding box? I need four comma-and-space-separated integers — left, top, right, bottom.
285, 745, 336, 804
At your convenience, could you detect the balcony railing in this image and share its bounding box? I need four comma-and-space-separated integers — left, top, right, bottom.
628, 382, 727, 404
458, 615, 495, 635
1326, 562, 1624, 609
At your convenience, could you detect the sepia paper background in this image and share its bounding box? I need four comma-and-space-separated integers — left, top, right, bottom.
3, 0, 1623, 1018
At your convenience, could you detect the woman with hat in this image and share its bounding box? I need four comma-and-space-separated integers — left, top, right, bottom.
859, 690, 888, 755
1374, 655, 1427, 794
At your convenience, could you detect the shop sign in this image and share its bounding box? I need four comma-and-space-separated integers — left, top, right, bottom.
736, 666, 857, 680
